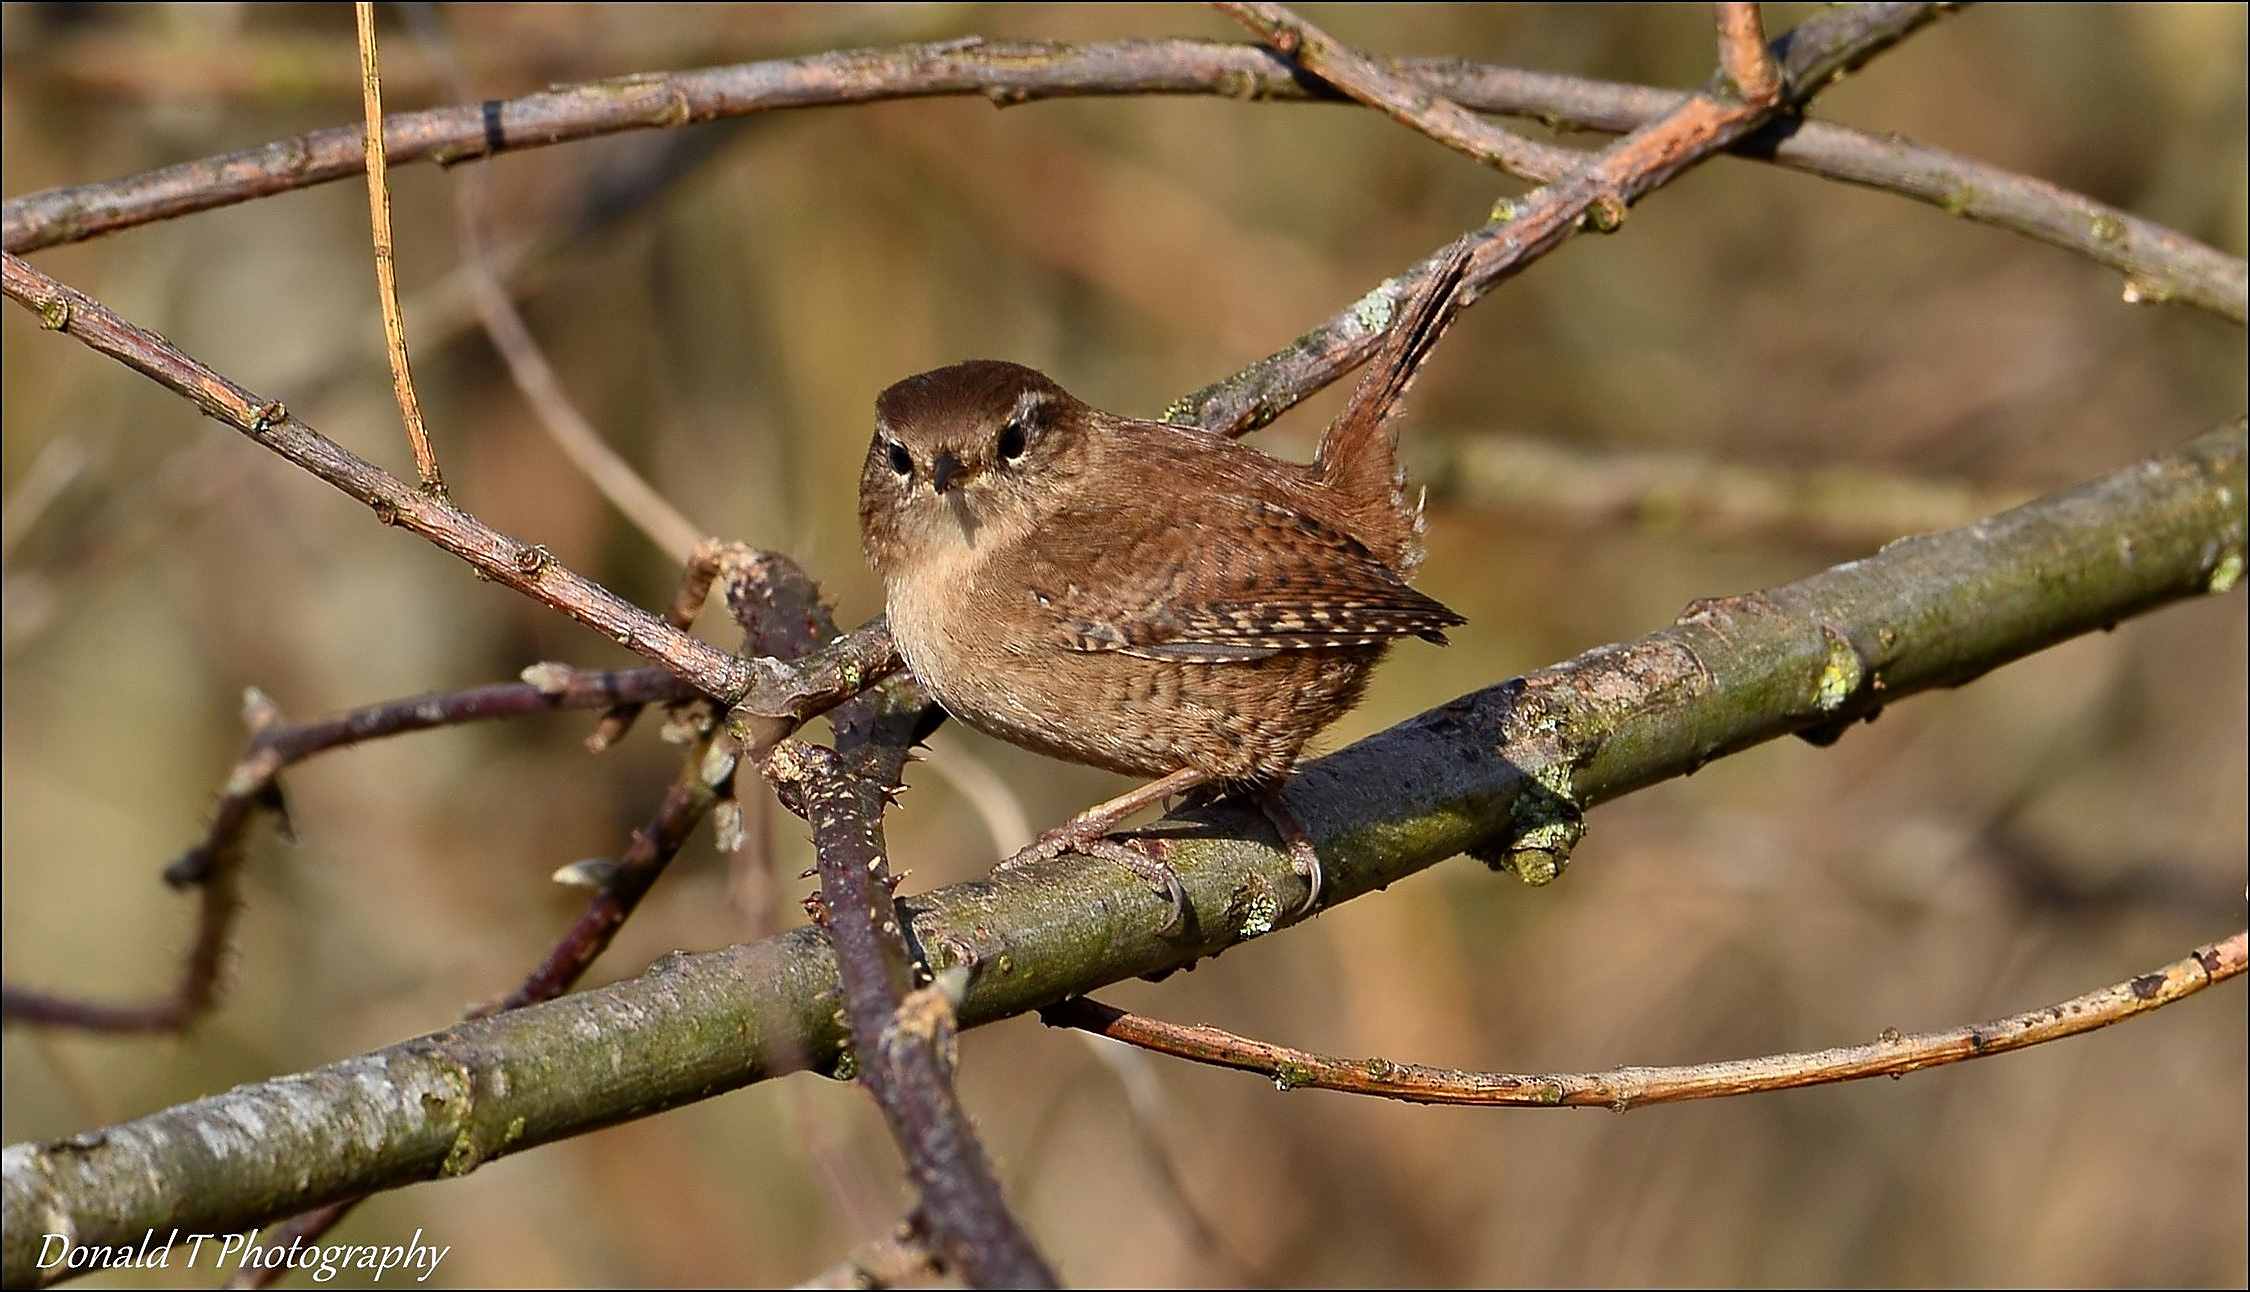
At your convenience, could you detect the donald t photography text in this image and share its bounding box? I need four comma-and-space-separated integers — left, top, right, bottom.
35, 1228, 450, 1284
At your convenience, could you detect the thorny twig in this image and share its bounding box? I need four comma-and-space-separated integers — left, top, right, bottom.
768, 738, 1055, 1288
1043, 930, 2248, 1108
763, 669, 1055, 1290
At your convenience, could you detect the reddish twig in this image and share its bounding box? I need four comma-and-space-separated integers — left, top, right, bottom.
354, 3, 444, 497
1214, 1, 1579, 181
1045, 930, 2248, 1109
1714, 2, 1783, 105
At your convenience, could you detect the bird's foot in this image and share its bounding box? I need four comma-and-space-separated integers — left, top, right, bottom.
1255, 790, 1324, 919
1000, 817, 1187, 934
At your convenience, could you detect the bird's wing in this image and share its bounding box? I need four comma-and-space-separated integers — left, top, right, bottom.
1023, 492, 1465, 664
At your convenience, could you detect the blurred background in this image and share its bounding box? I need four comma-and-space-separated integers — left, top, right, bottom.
3, 3, 2245, 1286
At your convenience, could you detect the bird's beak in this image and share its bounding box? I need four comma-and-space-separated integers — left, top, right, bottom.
932, 451, 971, 495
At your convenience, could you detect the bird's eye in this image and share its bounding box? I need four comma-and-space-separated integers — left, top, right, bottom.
886, 441, 913, 477
996, 419, 1028, 463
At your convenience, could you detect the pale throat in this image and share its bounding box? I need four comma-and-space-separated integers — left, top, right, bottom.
883, 490, 1039, 698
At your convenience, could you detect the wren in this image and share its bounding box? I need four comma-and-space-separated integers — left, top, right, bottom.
858, 243, 1474, 925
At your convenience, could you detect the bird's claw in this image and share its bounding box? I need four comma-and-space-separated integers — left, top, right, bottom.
1000, 824, 1187, 935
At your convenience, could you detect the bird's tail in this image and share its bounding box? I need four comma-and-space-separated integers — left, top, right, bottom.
1316, 238, 1477, 575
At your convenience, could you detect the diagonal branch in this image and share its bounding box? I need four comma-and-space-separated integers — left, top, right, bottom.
1165, 1, 1951, 437
1042, 929, 2248, 1108
0, 252, 753, 699
1213, 1, 1580, 181
5, 419, 2238, 1286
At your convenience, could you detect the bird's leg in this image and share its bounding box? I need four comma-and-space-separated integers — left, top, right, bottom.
1000, 767, 1208, 929
1255, 788, 1324, 918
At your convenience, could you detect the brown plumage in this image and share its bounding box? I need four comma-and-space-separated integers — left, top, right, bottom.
858, 243, 1474, 906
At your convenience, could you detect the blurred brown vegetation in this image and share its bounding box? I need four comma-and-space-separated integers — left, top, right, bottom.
3, 3, 2245, 1287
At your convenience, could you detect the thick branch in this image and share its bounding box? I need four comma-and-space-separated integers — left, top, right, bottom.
1042, 930, 2248, 1108
7, 421, 2239, 1287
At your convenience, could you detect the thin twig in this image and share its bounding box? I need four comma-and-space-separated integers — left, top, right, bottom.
1214, 1, 1579, 181
6, 35, 2237, 321
1043, 930, 2247, 1109
411, 6, 708, 561
1714, 2, 1782, 105
354, 3, 443, 497
0, 666, 694, 1032
794, 1219, 944, 1290
458, 219, 706, 558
